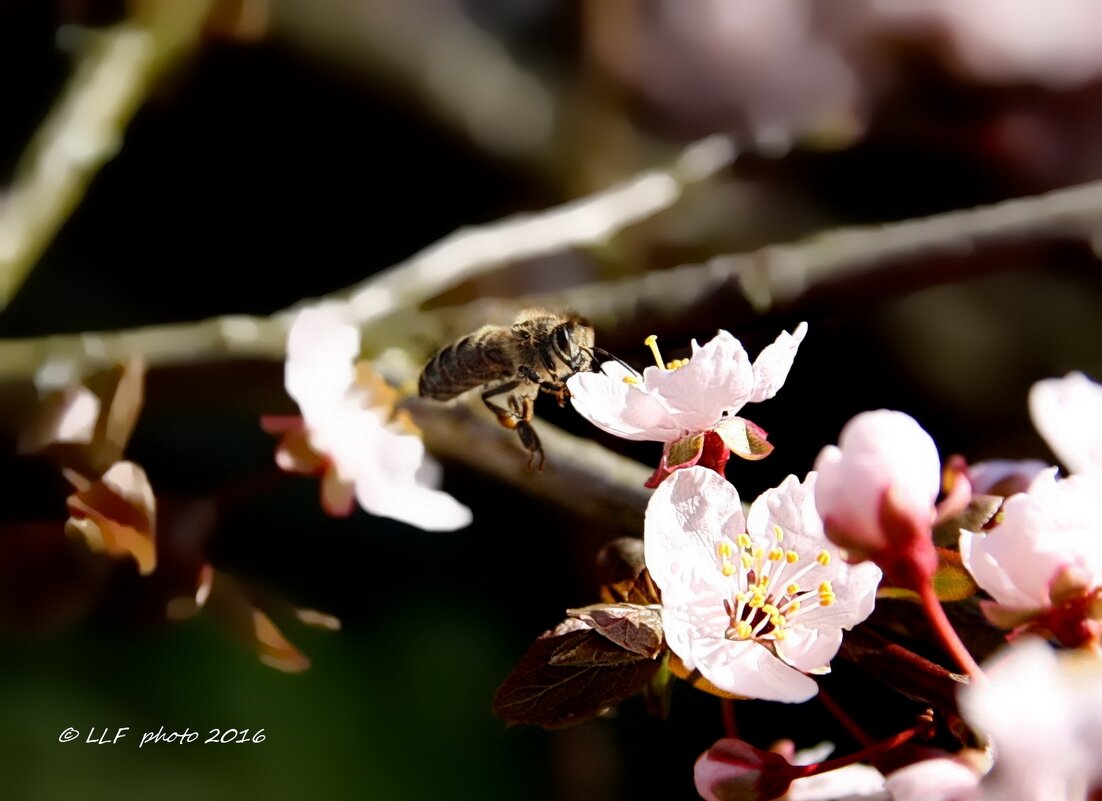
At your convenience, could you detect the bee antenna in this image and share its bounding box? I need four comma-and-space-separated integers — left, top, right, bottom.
588, 347, 637, 376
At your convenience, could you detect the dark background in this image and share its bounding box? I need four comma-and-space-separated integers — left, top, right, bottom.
2, 1, 1102, 799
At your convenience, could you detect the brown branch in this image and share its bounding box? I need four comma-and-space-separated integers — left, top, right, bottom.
407, 397, 652, 533
0, 1, 215, 309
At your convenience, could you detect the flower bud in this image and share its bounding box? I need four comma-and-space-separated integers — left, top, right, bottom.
814, 410, 940, 587
695, 739, 794, 801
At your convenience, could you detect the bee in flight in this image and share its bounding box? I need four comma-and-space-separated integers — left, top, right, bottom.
419, 308, 602, 469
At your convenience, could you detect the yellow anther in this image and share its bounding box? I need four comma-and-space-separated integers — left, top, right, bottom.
749, 593, 765, 609
622, 375, 640, 386
735, 592, 748, 604
718, 541, 733, 558
721, 561, 736, 577
786, 600, 801, 612
768, 547, 784, 562
751, 546, 764, 559
666, 359, 690, 370
785, 550, 799, 564
773, 628, 787, 641
644, 335, 667, 370
817, 550, 832, 567
819, 593, 835, 607
773, 614, 787, 627
762, 604, 779, 617
737, 533, 752, 549
741, 553, 753, 569
773, 525, 784, 542
786, 583, 800, 596
758, 575, 770, 587
818, 580, 833, 594
735, 621, 753, 640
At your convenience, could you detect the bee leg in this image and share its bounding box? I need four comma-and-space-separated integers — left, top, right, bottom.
518, 365, 570, 407
515, 420, 545, 471
481, 382, 544, 469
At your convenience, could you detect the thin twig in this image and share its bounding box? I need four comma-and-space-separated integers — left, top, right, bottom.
407, 397, 653, 533
5, 169, 1102, 385
0, 136, 736, 386
0, 1, 214, 309
364, 177, 1102, 353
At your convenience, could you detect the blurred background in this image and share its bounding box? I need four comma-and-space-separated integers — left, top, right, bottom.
2, 1, 1102, 799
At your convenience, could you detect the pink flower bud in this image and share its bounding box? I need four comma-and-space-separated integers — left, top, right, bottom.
695, 739, 794, 801
813, 411, 941, 587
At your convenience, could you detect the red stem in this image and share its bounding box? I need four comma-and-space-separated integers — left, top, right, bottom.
917, 580, 985, 681
816, 686, 874, 747
790, 719, 926, 780
721, 698, 738, 739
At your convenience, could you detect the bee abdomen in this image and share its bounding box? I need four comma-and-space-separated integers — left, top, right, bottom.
419, 333, 514, 400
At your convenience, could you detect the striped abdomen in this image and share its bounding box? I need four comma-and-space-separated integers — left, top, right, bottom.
418, 329, 516, 400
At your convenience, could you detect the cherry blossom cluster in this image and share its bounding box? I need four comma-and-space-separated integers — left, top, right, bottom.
563, 326, 1102, 801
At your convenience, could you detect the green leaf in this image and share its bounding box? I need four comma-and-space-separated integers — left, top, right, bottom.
668, 434, 704, 467
933, 493, 1002, 548
932, 557, 978, 602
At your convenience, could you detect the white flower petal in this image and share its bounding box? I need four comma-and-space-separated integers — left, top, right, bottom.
645, 331, 755, 431
884, 758, 980, 801
285, 307, 359, 419
788, 763, 888, 801
1029, 372, 1102, 478
567, 369, 683, 442
968, 459, 1050, 496
644, 466, 746, 591
693, 633, 819, 703
660, 574, 733, 674
774, 625, 843, 674
748, 322, 808, 403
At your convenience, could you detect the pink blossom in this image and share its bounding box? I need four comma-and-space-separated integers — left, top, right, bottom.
966, 460, 1049, 498
695, 739, 795, 801
959, 469, 1102, 644
813, 410, 941, 586
568, 325, 806, 481
959, 638, 1102, 801
645, 467, 881, 703
264, 307, 472, 532
883, 758, 981, 801
1029, 372, 1102, 479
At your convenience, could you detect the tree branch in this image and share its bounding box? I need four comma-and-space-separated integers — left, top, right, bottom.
407, 397, 653, 533
0, 135, 736, 385
4, 166, 1102, 387
0, 1, 214, 309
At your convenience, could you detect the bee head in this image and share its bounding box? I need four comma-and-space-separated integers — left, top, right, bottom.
551, 316, 595, 373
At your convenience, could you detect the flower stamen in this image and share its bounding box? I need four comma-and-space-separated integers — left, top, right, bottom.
644, 335, 691, 372
644, 335, 667, 371
719, 522, 840, 644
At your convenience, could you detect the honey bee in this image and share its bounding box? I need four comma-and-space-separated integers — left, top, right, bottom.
419, 308, 598, 468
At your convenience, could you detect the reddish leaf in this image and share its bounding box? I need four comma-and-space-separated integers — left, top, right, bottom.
596, 538, 659, 605
493, 626, 661, 729
567, 603, 664, 658
65, 461, 157, 575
